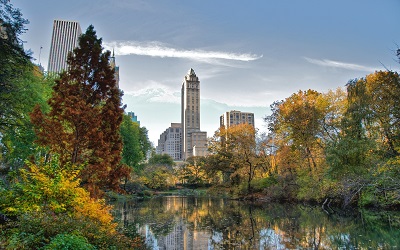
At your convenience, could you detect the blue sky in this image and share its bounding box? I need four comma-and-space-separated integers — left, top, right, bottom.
11, 0, 400, 144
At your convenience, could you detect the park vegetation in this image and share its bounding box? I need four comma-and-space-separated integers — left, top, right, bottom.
1, 0, 399, 248
201, 71, 400, 210
137, 68, 400, 211
0, 1, 147, 248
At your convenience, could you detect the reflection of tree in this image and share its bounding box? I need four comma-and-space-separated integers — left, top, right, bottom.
112, 197, 400, 249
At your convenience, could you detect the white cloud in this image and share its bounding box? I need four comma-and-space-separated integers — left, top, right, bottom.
123, 82, 180, 104
304, 57, 377, 72
104, 41, 262, 62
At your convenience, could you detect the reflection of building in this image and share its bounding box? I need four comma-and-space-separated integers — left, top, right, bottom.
157, 220, 210, 250
156, 123, 182, 160
220, 110, 255, 129
48, 19, 82, 73
158, 220, 186, 250
181, 69, 208, 159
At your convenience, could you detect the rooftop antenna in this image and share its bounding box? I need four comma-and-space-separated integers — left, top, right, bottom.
39, 46, 43, 66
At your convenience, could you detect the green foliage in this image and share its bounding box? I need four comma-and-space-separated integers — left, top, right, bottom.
141, 165, 174, 190
148, 153, 175, 167
139, 153, 176, 190
0, 69, 53, 170
43, 233, 95, 250
1, 210, 139, 249
326, 135, 374, 178
0, 159, 143, 249
356, 155, 400, 209
177, 156, 210, 186
261, 71, 400, 208
207, 124, 270, 194
139, 126, 152, 160
120, 114, 152, 174
1, 159, 79, 214
358, 186, 376, 207
0, 1, 53, 171
0, 0, 31, 120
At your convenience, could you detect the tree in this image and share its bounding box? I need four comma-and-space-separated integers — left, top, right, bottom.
207, 124, 268, 195
178, 156, 209, 186
30, 25, 129, 197
327, 72, 400, 207
139, 153, 176, 190
364, 71, 400, 156
0, 69, 53, 170
139, 126, 152, 160
0, 2, 53, 171
148, 153, 175, 168
0, 0, 31, 132
267, 90, 328, 172
265, 89, 333, 200
120, 114, 144, 171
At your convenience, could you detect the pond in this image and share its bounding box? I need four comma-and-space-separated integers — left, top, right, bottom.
112, 196, 400, 249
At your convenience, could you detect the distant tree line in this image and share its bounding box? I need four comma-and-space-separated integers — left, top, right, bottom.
182, 69, 400, 210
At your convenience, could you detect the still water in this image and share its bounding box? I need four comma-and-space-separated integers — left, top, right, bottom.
112, 196, 400, 249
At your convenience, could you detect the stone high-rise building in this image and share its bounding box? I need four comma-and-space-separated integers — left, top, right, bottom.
181, 69, 207, 159
220, 110, 255, 129
48, 19, 82, 73
156, 123, 182, 161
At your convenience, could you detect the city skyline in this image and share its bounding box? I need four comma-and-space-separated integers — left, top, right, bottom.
11, 0, 400, 144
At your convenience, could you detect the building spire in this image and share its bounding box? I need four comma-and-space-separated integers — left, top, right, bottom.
188, 68, 196, 76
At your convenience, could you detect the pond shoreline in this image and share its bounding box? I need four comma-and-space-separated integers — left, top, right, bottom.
106, 187, 399, 214
111, 195, 400, 250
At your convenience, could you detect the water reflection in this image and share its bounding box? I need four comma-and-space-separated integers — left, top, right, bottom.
112, 196, 400, 249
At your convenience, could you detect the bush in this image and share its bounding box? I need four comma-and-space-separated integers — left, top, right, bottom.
251, 176, 278, 192
43, 233, 95, 250
0, 160, 145, 249
1, 210, 144, 249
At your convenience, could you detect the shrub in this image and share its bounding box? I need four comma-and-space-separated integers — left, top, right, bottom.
43, 233, 95, 250
0, 159, 145, 249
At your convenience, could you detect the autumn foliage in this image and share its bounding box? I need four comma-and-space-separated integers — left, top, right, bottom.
30, 25, 129, 196
0, 159, 143, 249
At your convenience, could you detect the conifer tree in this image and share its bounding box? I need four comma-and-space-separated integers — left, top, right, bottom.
31, 25, 129, 197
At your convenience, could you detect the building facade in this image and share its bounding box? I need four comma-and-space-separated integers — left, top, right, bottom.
109, 50, 120, 88
127, 111, 140, 126
181, 69, 207, 159
220, 110, 255, 129
48, 19, 82, 73
156, 123, 182, 161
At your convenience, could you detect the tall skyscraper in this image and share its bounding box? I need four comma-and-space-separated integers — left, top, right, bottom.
48, 19, 82, 73
220, 110, 255, 129
181, 69, 207, 159
109, 49, 120, 88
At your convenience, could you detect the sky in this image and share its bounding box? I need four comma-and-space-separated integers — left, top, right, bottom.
10, 0, 400, 145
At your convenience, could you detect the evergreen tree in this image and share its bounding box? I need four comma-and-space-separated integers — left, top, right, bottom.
31, 25, 129, 197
